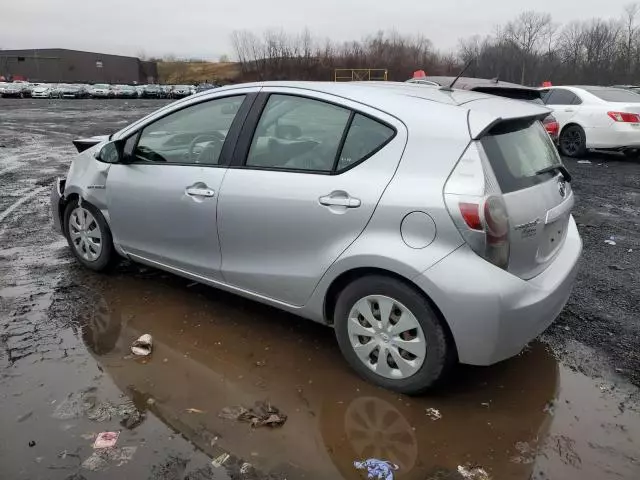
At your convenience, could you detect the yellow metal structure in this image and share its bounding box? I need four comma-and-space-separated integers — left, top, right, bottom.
334, 69, 388, 82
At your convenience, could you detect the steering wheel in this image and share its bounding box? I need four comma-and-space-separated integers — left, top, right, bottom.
188, 132, 225, 164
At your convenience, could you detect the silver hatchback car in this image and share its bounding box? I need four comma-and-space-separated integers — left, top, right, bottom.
51, 82, 582, 394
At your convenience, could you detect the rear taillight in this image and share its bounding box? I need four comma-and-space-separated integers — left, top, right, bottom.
607, 111, 640, 123
542, 118, 559, 137
444, 142, 510, 269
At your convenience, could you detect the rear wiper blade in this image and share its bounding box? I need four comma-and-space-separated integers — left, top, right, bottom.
536, 164, 572, 182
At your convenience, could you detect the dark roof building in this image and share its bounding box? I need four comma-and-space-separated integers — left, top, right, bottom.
0, 49, 157, 84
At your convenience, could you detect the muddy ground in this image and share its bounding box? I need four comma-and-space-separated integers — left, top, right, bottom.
0, 98, 639, 480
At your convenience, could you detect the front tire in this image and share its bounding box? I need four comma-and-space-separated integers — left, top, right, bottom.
64, 199, 117, 271
559, 125, 587, 158
334, 275, 455, 395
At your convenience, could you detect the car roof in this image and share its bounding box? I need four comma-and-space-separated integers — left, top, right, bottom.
546, 85, 619, 90
208, 80, 502, 107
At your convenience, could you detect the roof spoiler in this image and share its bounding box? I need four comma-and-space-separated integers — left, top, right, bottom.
468, 107, 549, 140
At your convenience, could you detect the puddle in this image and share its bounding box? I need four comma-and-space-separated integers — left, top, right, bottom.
33, 266, 640, 479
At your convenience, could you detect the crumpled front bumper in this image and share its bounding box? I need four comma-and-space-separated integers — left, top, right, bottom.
50, 178, 65, 234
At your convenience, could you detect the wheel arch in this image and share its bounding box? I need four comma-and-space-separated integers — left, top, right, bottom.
559, 122, 584, 137
323, 266, 458, 359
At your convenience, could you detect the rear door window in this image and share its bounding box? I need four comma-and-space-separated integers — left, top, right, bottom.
480, 119, 562, 193
545, 89, 582, 105
246, 95, 351, 172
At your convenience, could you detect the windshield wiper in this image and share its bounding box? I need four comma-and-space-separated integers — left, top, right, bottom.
536, 164, 572, 182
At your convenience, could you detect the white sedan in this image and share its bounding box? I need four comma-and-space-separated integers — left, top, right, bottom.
540, 85, 640, 158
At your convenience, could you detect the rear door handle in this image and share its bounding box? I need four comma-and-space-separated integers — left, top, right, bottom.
319, 193, 361, 208
185, 187, 215, 197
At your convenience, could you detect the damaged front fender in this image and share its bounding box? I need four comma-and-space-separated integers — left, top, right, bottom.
61, 143, 113, 226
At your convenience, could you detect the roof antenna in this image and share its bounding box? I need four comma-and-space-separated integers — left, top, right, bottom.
440, 58, 474, 92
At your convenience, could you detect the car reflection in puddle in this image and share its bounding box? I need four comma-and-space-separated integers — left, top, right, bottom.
73, 265, 558, 479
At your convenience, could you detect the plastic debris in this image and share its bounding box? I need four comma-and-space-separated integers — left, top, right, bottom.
131, 334, 153, 356
457, 465, 491, 479
82, 446, 136, 471
211, 453, 230, 468
93, 431, 119, 449
425, 408, 442, 420
239, 462, 253, 475
17, 411, 33, 423
354, 459, 399, 479
577, 160, 591, 164
218, 401, 287, 428
604, 239, 616, 246
28, 440, 36, 447
186, 408, 206, 414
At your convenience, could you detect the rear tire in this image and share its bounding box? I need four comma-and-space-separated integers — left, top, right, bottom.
64, 199, 117, 272
334, 275, 455, 395
559, 125, 587, 158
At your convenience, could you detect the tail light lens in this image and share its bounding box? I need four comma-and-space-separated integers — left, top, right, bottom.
607, 111, 640, 123
542, 117, 559, 137
444, 142, 510, 269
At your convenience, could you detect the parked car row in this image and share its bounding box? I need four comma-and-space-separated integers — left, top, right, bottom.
0, 82, 218, 99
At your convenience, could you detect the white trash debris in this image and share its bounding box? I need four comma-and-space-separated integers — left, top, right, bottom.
211, 453, 230, 468
425, 408, 442, 420
577, 160, 591, 164
131, 334, 153, 356
604, 239, 616, 246
458, 465, 491, 479
93, 431, 119, 449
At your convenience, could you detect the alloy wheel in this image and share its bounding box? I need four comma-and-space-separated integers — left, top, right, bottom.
561, 129, 582, 156
68, 207, 102, 262
347, 295, 426, 379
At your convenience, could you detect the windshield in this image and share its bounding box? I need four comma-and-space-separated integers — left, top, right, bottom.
93, 84, 109, 89
480, 118, 561, 193
585, 88, 640, 102
145, 85, 160, 90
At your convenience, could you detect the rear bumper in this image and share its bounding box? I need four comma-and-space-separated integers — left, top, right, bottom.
415, 215, 582, 365
586, 124, 640, 149
50, 178, 65, 234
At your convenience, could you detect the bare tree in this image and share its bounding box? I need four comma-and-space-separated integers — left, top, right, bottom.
503, 11, 553, 83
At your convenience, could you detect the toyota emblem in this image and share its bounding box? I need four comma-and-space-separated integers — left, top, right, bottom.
558, 179, 566, 197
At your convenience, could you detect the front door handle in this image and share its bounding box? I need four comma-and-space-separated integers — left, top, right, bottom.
564, 109, 575, 113
319, 192, 361, 208
185, 186, 215, 197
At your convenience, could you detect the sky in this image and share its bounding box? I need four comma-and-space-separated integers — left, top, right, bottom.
0, 0, 635, 60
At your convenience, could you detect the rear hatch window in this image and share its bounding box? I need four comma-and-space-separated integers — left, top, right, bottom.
480, 119, 560, 194
480, 118, 574, 279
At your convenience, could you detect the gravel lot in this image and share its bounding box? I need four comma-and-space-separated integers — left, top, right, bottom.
0, 98, 639, 480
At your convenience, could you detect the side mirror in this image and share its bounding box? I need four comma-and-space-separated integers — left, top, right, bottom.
95, 141, 123, 164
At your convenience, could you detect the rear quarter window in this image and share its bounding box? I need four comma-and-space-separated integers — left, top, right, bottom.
480, 119, 561, 193
337, 114, 395, 172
